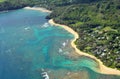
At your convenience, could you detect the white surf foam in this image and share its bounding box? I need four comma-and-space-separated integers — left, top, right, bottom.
62, 42, 66, 47
41, 23, 49, 28
59, 48, 63, 53
41, 68, 45, 71
24, 27, 30, 30
41, 72, 49, 79
64, 51, 69, 55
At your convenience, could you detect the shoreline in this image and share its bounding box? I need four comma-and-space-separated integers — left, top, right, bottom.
48, 19, 120, 75
24, 7, 52, 13
24, 7, 120, 75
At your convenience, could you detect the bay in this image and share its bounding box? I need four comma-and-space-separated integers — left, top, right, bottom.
0, 9, 120, 79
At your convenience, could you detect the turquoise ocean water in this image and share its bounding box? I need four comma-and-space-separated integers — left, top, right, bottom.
0, 9, 120, 79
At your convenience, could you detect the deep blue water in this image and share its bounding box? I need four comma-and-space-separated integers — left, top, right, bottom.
0, 9, 120, 79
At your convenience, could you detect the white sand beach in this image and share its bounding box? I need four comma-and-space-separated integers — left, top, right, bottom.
49, 19, 120, 75
24, 7, 52, 13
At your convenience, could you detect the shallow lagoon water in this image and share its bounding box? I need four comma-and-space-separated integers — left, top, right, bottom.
0, 9, 120, 79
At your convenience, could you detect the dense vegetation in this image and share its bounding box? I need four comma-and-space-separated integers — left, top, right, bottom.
0, 0, 100, 11
0, 0, 120, 70
0, 0, 42, 11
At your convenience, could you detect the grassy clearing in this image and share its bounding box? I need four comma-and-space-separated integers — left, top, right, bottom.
102, 26, 118, 32
0, 0, 5, 3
